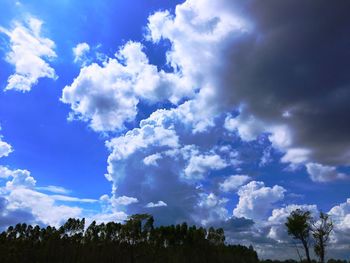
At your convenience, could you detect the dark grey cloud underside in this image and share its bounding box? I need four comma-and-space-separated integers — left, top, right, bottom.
0, 197, 37, 229
217, 0, 350, 165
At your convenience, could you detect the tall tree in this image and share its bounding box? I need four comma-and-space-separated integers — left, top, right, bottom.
312, 212, 333, 263
285, 209, 312, 263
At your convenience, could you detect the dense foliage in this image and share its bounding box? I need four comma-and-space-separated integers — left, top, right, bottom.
0, 214, 259, 263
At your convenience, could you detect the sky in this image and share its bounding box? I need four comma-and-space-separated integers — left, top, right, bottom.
0, 0, 349, 260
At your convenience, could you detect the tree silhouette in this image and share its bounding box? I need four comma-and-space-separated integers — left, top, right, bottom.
312, 212, 333, 263
285, 209, 312, 263
0, 214, 259, 263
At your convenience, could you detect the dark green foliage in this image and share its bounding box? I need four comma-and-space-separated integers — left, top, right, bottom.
285, 209, 312, 263
0, 214, 259, 263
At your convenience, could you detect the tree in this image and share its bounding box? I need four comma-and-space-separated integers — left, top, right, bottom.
312, 212, 333, 263
285, 209, 312, 263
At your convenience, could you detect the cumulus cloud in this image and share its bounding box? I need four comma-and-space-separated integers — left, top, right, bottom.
224, 113, 265, 142
5, 168, 36, 189
0, 17, 57, 92
0, 138, 12, 159
112, 195, 139, 206
103, 104, 243, 226
62, 41, 194, 132
143, 153, 162, 166
73, 42, 90, 64
145, 201, 167, 208
267, 204, 318, 243
305, 163, 347, 183
233, 181, 286, 220
145, 0, 350, 182
328, 199, 350, 246
0, 166, 99, 227
184, 152, 227, 180
0, 196, 37, 229
6, 188, 82, 226
194, 193, 229, 226
219, 174, 250, 192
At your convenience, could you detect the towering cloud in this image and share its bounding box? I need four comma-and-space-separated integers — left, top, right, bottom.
146, 0, 350, 181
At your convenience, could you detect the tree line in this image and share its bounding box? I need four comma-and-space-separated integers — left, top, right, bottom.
0, 214, 258, 263
0, 211, 347, 263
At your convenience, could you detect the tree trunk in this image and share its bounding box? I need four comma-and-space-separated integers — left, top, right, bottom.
302, 239, 311, 263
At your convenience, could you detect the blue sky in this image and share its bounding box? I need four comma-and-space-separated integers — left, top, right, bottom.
0, 0, 349, 259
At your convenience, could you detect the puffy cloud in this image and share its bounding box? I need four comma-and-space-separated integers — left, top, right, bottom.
6, 188, 82, 227
145, 201, 167, 208
146, 0, 350, 182
194, 193, 229, 226
267, 204, 318, 243
219, 174, 250, 192
143, 153, 162, 166
105, 119, 179, 184
305, 163, 347, 183
73, 42, 90, 64
3, 168, 36, 189
62, 41, 194, 132
328, 199, 350, 245
0, 140, 12, 158
0, 17, 57, 92
0, 166, 101, 227
224, 113, 265, 142
112, 196, 138, 206
184, 153, 227, 180
61, 59, 139, 132
233, 181, 286, 220
0, 196, 37, 229
0, 127, 13, 159
103, 105, 241, 226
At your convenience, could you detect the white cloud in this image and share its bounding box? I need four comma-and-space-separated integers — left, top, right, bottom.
267, 204, 318, 243
112, 195, 138, 206
219, 174, 250, 192
0, 17, 57, 92
184, 153, 227, 180
0, 166, 101, 227
6, 188, 82, 226
50, 195, 97, 203
61, 59, 139, 132
281, 148, 311, 167
306, 163, 347, 182
5, 168, 36, 189
224, 114, 265, 142
62, 41, 194, 132
145, 200, 167, 208
73, 42, 90, 64
0, 127, 13, 158
233, 181, 286, 220
0, 140, 12, 158
198, 193, 228, 208
328, 198, 350, 244
36, 185, 71, 194
146, 0, 350, 183
143, 153, 162, 166
106, 123, 179, 181
195, 193, 229, 226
